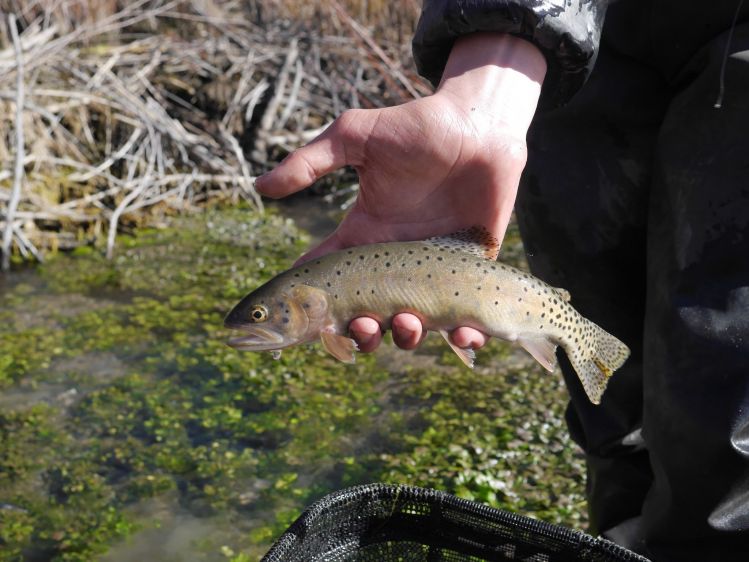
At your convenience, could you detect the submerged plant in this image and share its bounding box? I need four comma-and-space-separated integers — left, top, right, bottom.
0, 208, 585, 561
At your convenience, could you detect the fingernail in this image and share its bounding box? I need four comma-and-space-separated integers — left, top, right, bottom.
393, 327, 419, 349
350, 328, 376, 345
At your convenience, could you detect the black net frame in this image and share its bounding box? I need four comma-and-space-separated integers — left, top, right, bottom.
261, 483, 650, 561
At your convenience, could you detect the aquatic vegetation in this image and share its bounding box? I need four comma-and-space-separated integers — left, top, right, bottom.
0, 208, 585, 561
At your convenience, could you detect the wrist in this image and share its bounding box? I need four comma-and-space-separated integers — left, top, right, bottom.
436, 33, 546, 135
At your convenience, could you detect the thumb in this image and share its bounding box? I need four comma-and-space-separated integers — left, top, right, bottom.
255, 117, 350, 199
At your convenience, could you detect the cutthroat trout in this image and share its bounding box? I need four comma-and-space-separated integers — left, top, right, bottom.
224, 227, 629, 404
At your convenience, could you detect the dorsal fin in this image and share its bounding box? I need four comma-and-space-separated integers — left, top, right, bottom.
425, 226, 500, 261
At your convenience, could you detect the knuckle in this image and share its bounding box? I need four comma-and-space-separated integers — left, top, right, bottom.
287, 150, 318, 184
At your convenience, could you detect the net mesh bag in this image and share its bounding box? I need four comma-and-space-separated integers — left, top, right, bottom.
261, 484, 650, 562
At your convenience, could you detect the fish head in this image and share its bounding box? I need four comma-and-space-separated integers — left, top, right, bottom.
224, 281, 332, 352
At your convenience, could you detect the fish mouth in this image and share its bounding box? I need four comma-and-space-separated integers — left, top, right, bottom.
225, 324, 285, 351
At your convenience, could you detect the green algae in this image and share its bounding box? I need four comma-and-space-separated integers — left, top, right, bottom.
0, 207, 586, 561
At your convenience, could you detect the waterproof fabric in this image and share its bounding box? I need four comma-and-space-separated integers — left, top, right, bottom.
515, 13, 749, 562
261, 483, 650, 561
414, 1, 749, 560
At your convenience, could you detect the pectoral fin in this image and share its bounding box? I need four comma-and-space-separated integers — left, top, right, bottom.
440, 330, 476, 368
518, 336, 558, 372
320, 331, 359, 363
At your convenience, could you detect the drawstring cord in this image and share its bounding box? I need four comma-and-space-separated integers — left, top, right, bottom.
714, 0, 745, 108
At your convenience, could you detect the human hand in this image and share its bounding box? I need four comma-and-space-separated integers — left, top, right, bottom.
255, 32, 546, 353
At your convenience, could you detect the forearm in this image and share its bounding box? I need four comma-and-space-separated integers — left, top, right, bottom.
414, 0, 605, 108
436, 33, 546, 136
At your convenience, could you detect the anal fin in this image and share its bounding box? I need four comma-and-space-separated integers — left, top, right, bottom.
320, 331, 359, 364
440, 330, 476, 368
518, 336, 558, 372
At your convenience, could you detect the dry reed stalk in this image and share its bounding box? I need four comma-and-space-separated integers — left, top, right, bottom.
2, 15, 27, 271
0, 0, 430, 265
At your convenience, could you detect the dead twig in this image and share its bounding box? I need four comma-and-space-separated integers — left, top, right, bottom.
2, 15, 26, 271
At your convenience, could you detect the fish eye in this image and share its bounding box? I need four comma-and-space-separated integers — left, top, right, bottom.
250, 305, 268, 322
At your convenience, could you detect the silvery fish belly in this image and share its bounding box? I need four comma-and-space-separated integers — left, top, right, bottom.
224, 227, 630, 404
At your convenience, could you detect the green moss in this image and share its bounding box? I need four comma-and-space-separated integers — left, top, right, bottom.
0, 207, 586, 561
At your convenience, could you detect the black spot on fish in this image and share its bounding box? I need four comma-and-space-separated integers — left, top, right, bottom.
417, 260, 422, 265
294, 273, 300, 277
326, 282, 331, 287
304, 268, 309, 273
452, 270, 456, 274
408, 250, 414, 254
359, 255, 364, 260
348, 250, 353, 255
316, 261, 321, 265
371, 289, 375, 294
374, 253, 380, 258
385, 251, 390, 256
356, 290, 360, 295
455, 291, 460, 296
282, 317, 289, 324
385, 262, 391, 267
437, 257, 443, 261
462, 258, 467, 262
337, 270, 342, 275
346, 261, 351, 265
518, 298, 522, 302
303, 303, 309, 309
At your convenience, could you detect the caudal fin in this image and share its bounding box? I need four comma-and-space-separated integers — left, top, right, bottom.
566, 321, 630, 405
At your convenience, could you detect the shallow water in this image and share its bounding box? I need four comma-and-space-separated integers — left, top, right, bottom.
0, 203, 586, 562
